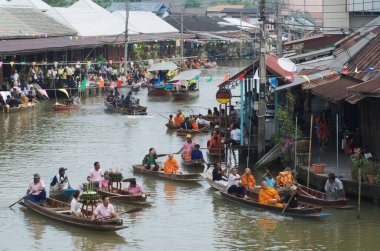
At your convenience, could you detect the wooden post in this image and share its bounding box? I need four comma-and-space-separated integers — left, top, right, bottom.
307, 114, 314, 188
357, 167, 361, 219
218, 104, 222, 164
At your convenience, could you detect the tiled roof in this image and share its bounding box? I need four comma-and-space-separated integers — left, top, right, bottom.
0, 7, 76, 39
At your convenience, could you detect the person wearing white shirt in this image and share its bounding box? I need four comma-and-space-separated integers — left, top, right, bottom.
227, 168, 248, 199
228, 123, 241, 146
70, 190, 83, 217
91, 195, 117, 220
196, 114, 210, 129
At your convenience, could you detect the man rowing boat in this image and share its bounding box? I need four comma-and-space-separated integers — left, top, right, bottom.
176, 134, 195, 159
26, 173, 46, 204
142, 148, 166, 171
91, 195, 117, 220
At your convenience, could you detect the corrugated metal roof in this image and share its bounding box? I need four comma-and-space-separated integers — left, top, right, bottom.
107, 2, 169, 14
0, 7, 76, 39
310, 76, 362, 103
164, 15, 240, 32
0, 36, 101, 55
266, 54, 295, 81
347, 78, 380, 95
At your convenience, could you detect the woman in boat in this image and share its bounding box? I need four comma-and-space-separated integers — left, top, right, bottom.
177, 135, 196, 160
190, 118, 199, 131
262, 170, 276, 188
142, 148, 166, 171
123, 179, 144, 195
282, 185, 299, 209
174, 112, 184, 125
70, 190, 83, 217
227, 168, 248, 199
207, 109, 212, 116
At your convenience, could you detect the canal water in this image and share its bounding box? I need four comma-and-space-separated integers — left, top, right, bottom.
0, 60, 379, 250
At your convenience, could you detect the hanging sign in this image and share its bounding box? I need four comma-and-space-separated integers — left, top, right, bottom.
216, 89, 232, 104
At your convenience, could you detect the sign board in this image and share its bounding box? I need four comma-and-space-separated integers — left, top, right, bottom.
216, 89, 232, 104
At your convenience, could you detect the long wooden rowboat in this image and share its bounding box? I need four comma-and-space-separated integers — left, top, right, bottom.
103, 99, 147, 115
147, 86, 172, 97
52, 104, 80, 111
219, 190, 331, 219
132, 164, 201, 182
97, 189, 152, 206
165, 123, 180, 130
49, 188, 76, 202
3, 102, 36, 113
297, 184, 353, 209
176, 125, 210, 136
22, 198, 127, 231
181, 159, 205, 168
201, 172, 227, 191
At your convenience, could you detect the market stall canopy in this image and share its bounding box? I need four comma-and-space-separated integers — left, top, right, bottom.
147, 61, 178, 72
112, 11, 179, 34
69, 0, 108, 14
9, 0, 52, 11
171, 70, 201, 81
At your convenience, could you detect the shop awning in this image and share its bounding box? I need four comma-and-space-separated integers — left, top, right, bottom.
171, 69, 201, 81
147, 61, 178, 71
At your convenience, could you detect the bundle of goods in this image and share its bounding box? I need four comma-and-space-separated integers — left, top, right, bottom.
107, 171, 123, 182
80, 190, 101, 204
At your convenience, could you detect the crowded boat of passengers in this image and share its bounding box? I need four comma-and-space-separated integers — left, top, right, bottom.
0, 86, 37, 113
104, 88, 147, 115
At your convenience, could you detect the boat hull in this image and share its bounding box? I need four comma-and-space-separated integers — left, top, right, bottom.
2, 102, 36, 113
132, 164, 201, 182
22, 198, 127, 231
147, 86, 171, 97
297, 184, 351, 208
201, 172, 227, 191
103, 98, 147, 115
172, 90, 199, 100
176, 125, 210, 136
97, 189, 151, 206
52, 105, 80, 111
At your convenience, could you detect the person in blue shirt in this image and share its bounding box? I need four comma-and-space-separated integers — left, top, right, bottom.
190, 144, 204, 162
262, 170, 276, 188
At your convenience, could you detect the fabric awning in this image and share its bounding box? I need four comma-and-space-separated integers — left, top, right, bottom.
171, 69, 201, 81
147, 61, 178, 72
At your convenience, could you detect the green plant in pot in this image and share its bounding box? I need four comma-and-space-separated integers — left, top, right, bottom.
364, 161, 377, 184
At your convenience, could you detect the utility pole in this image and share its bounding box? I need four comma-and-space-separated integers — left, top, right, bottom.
258, 0, 267, 157
123, 0, 129, 75
180, 7, 184, 68
276, 0, 283, 57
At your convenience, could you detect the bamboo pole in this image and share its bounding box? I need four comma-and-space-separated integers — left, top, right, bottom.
357, 167, 361, 219
294, 116, 298, 170
307, 114, 314, 188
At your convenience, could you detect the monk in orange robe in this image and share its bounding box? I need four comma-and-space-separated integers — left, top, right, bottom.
174, 113, 184, 125
258, 181, 282, 207
241, 168, 256, 190
191, 120, 199, 131
164, 154, 179, 174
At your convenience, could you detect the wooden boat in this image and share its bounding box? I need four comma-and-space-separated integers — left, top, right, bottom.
201, 172, 227, 191
207, 147, 225, 157
176, 125, 210, 136
172, 90, 199, 100
52, 104, 80, 111
297, 184, 353, 209
181, 159, 205, 168
103, 98, 147, 115
132, 164, 201, 182
97, 189, 151, 206
170, 69, 201, 100
165, 123, 180, 130
3, 102, 36, 113
22, 198, 127, 231
147, 86, 171, 97
219, 190, 331, 219
49, 187, 76, 202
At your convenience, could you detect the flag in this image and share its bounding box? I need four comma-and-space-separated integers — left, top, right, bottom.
253, 69, 259, 80
10, 62, 14, 67
354, 67, 358, 74
238, 72, 246, 80
223, 72, 230, 81
343, 65, 348, 73
58, 88, 70, 99
301, 75, 310, 83
155, 74, 161, 85
116, 78, 123, 87
206, 76, 213, 82
79, 77, 87, 89
365, 67, 374, 72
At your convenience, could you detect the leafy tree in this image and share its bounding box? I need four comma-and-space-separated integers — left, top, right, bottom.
184, 0, 201, 8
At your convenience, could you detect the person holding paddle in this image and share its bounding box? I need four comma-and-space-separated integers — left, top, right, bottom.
282, 185, 299, 209
142, 148, 166, 171
26, 173, 46, 204
91, 195, 117, 220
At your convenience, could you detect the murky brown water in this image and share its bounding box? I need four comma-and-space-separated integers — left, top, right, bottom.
0, 60, 379, 250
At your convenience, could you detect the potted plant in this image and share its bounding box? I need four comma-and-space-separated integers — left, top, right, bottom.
364, 161, 376, 184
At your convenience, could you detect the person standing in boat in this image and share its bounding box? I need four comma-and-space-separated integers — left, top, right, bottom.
325, 173, 345, 201
190, 144, 205, 162
87, 162, 104, 188
142, 148, 166, 171
26, 173, 46, 204
91, 195, 117, 220
176, 134, 196, 159
227, 168, 248, 199
50, 167, 69, 192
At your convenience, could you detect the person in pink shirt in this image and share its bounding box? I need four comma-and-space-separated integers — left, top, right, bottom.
123, 179, 144, 195
99, 171, 110, 190
91, 195, 117, 220
26, 173, 46, 204
87, 162, 104, 188
176, 134, 195, 158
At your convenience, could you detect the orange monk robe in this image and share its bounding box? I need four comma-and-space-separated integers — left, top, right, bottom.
164, 159, 179, 174
191, 121, 199, 131
209, 135, 221, 149
258, 187, 282, 207
174, 116, 183, 125
241, 175, 256, 190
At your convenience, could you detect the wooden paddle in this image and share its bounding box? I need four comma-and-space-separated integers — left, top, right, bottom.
282, 193, 296, 214
109, 193, 150, 199
9, 195, 27, 208
97, 207, 143, 220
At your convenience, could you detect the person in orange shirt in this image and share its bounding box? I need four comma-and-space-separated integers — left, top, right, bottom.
241, 168, 256, 190
208, 131, 222, 149
164, 154, 179, 174
191, 118, 199, 131
174, 112, 184, 125
258, 181, 282, 207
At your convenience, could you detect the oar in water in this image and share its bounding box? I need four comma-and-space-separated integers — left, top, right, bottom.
9, 195, 27, 208
97, 207, 143, 221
